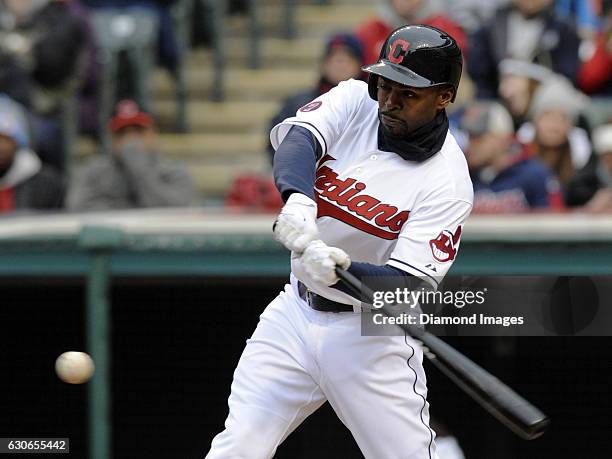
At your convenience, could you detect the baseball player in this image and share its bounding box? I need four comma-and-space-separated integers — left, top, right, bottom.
206, 25, 473, 459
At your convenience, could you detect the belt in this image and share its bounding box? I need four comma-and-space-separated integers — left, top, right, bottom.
297, 281, 353, 313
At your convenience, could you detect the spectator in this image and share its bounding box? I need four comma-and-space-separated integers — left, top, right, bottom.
0, 0, 85, 101
82, 0, 180, 75
0, 95, 63, 213
516, 77, 591, 189
578, 1, 612, 95
497, 59, 551, 128
67, 100, 194, 210
355, 0, 467, 67
461, 100, 561, 212
566, 124, 612, 210
469, 0, 581, 98
438, 0, 509, 35
0, 0, 87, 170
267, 33, 365, 159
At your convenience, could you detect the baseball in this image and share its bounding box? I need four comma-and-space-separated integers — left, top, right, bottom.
55, 351, 95, 384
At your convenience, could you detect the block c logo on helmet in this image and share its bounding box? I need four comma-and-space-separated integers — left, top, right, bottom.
388, 39, 410, 64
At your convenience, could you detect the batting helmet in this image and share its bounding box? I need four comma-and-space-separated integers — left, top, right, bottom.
362, 25, 463, 102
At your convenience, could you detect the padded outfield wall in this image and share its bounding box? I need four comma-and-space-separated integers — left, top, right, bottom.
1, 209, 611, 458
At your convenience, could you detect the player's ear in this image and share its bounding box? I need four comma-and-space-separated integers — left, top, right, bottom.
436, 86, 454, 110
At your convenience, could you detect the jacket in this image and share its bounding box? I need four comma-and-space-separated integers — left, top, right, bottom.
469, 5, 580, 98
67, 142, 194, 211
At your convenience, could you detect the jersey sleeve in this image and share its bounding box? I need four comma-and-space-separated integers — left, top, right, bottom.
387, 198, 472, 289
270, 79, 367, 156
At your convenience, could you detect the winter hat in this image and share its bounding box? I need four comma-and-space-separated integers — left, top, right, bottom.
528, 76, 589, 123
324, 33, 364, 63
460, 101, 514, 137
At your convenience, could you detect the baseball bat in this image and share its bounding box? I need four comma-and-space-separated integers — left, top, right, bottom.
335, 267, 550, 440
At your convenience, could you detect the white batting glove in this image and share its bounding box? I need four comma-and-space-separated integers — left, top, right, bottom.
273, 193, 319, 253
301, 240, 351, 286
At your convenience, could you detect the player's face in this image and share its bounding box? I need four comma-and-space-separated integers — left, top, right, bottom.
377, 78, 454, 137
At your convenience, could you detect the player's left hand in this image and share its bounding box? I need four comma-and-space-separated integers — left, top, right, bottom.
273, 193, 319, 253
300, 240, 351, 285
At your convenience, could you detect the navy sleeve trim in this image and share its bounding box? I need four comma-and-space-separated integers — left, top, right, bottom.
388, 258, 439, 287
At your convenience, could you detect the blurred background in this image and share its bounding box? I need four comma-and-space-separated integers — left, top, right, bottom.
0, 0, 612, 458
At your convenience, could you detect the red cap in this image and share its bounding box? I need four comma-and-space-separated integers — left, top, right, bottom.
109, 100, 153, 132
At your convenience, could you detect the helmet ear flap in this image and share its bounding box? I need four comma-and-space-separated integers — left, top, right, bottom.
367, 74, 379, 101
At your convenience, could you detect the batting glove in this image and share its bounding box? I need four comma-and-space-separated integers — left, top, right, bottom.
301, 240, 351, 286
273, 193, 319, 253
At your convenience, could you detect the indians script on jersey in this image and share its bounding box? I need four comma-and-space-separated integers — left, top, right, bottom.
314, 155, 409, 240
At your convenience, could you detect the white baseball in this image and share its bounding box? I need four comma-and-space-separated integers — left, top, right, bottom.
55, 351, 95, 384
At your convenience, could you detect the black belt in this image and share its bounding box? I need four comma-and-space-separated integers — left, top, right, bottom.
297, 281, 353, 313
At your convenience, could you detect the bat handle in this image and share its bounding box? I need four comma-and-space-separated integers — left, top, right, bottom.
334, 266, 550, 440
335, 268, 366, 299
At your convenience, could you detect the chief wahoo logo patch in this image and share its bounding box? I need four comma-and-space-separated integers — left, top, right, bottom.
429, 225, 462, 263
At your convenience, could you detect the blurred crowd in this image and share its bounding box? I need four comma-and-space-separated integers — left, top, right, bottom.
263, 0, 612, 214
0, 0, 611, 215
0, 0, 195, 213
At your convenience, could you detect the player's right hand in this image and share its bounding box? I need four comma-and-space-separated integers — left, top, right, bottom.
273, 192, 319, 253
300, 240, 351, 285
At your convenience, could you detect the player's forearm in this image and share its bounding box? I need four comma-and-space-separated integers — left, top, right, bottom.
273, 125, 322, 202
332, 262, 420, 296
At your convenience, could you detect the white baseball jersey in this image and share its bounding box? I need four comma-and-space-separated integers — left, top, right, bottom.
207, 78, 471, 459
271, 79, 473, 307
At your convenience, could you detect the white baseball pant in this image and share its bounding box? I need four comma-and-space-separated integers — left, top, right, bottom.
206, 278, 438, 459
